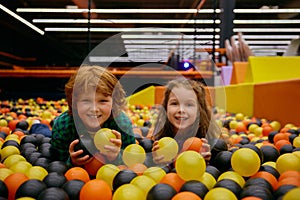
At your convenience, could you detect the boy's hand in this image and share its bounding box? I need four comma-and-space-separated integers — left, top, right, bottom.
102, 130, 122, 161
69, 139, 93, 166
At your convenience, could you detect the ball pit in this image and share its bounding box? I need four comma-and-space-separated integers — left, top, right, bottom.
0, 98, 299, 199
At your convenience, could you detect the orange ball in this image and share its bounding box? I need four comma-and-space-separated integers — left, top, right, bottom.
65, 167, 90, 183
251, 171, 278, 191
160, 172, 185, 192
273, 133, 290, 144
84, 153, 106, 176
172, 191, 201, 200
128, 163, 148, 176
80, 179, 112, 200
262, 126, 273, 137
275, 140, 291, 151
182, 137, 203, 152
4, 172, 29, 200
278, 170, 300, 182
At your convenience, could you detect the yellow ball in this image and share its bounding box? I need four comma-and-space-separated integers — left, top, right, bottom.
270, 121, 281, 131
130, 175, 156, 195
175, 151, 206, 181
276, 153, 300, 174
26, 166, 48, 180
96, 164, 120, 189
155, 137, 179, 163
235, 113, 244, 121
143, 166, 166, 183
196, 172, 216, 190
0, 168, 13, 181
248, 124, 259, 133
1, 146, 20, 161
10, 160, 32, 174
3, 154, 26, 168
282, 188, 300, 200
112, 184, 145, 200
122, 144, 146, 167
217, 171, 245, 188
204, 187, 237, 200
94, 128, 116, 153
229, 120, 238, 129
293, 136, 300, 148
231, 148, 260, 177
96, 164, 120, 188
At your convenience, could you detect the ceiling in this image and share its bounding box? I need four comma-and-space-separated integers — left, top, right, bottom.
0, 0, 299, 68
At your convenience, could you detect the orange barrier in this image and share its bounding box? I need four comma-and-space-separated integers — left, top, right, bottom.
253, 78, 300, 126
230, 62, 248, 84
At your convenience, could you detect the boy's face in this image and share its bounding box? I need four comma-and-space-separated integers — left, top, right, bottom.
76, 89, 112, 131
167, 86, 198, 133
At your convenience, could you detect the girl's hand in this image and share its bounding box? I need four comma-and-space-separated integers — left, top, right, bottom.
200, 138, 211, 162
151, 140, 165, 164
102, 130, 122, 161
69, 139, 93, 166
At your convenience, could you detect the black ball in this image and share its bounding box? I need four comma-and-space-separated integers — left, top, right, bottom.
47, 161, 68, 175
62, 180, 85, 200
147, 183, 177, 200
212, 151, 232, 173
240, 185, 274, 200
37, 187, 69, 200
20, 142, 36, 152
274, 185, 297, 199
73, 136, 96, 157
1, 140, 20, 149
22, 147, 38, 159
34, 157, 51, 169
15, 179, 47, 199
260, 145, 279, 162
180, 180, 208, 199
268, 131, 278, 143
0, 132, 7, 140
140, 127, 150, 137
244, 177, 273, 193
214, 179, 242, 198
139, 138, 154, 153
43, 172, 67, 188
205, 165, 221, 180
20, 135, 37, 146
259, 165, 280, 179
113, 169, 138, 191
27, 152, 42, 164
16, 120, 29, 130
0, 180, 8, 198
280, 144, 294, 155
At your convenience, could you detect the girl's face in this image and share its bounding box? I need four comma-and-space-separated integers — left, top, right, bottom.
76, 89, 112, 131
167, 86, 199, 133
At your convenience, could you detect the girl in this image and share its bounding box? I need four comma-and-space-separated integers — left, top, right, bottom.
152, 78, 221, 164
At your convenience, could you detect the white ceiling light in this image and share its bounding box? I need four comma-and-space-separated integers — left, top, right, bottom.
234, 9, 300, 13
33, 19, 220, 24
121, 34, 220, 39
18, 8, 221, 14
0, 4, 44, 35
234, 28, 300, 32
234, 19, 300, 24
45, 27, 220, 32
